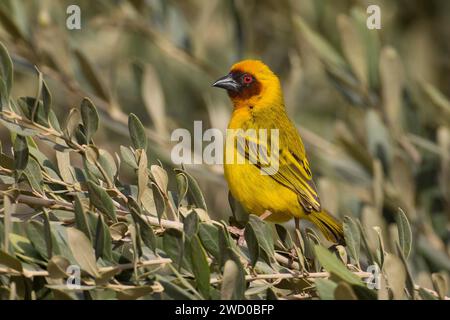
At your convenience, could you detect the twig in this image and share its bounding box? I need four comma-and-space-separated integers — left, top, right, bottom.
106, 282, 164, 293
141, 215, 183, 231
274, 252, 301, 270
0, 192, 74, 212
99, 258, 172, 273
210, 271, 372, 285
0, 258, 172, 278
284, 293, 314, 300
414, 285, 450, 300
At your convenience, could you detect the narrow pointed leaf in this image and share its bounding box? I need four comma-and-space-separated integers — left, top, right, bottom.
80, 98, 99, 143
13, 135, 29, 172
87, 181, 117, 221
189, 236, 210, 298
395, 208, 412, 260
343, 216, 361, 265
314, 245, 363, 286
66, 227, 99, 278
128, 113, 147, 151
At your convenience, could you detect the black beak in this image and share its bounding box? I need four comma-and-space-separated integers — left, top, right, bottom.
212, 74, 240, 92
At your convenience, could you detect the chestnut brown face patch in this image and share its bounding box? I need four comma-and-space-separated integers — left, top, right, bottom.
228, 69, 262, 100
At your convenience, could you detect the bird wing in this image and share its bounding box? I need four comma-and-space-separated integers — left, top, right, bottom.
236, 130, 321, 213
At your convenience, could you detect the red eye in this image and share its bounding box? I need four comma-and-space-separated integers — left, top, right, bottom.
243, 74, 253, 84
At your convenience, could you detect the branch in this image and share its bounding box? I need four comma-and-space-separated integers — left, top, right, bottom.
0, 258, 172, 278
210, 271, 372, 285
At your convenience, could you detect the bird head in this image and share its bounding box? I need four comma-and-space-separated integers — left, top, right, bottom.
212, 60, 284, 110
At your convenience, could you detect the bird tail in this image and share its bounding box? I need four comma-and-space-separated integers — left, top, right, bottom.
306, 210, 345, 245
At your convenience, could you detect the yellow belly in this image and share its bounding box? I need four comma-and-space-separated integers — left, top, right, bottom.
224, 160, 305, 223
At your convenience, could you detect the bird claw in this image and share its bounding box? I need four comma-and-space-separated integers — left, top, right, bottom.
227, 226, 245, 245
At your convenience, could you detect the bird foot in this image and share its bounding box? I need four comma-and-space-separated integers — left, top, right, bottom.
260, 210, 273, 221
227, 226, 245, 245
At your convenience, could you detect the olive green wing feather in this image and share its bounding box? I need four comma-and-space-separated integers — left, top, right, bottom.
236, 130, 321, 212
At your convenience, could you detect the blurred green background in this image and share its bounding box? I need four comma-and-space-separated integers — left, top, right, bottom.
1, 0, 449, 289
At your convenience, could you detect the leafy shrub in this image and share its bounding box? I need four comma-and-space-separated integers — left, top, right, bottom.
0, 1, 449, 300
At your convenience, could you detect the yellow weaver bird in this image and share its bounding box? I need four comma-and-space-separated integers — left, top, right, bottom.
213, 60, 344, 244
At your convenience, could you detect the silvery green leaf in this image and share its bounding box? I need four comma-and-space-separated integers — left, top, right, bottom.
74, 195, 92, 241
0, 41, 13, 97
334, 282, 358, 300
184, 210, 199, 240
13, 134, 28, 174
431, 273, 448, 300
42, 210, 53, 259
343, 216, 361, 266
198, 223, 220, 260
175, 168, 207, 211
41, 78, 51, 119
315, 278, 337, 300
0, 118, 38, 136
80, 97, 99, 143
56, 151, 74, 183
221, 257, 245, 300
87, 181, 117, 222
64, 108, 81, 139
373, 226, 385, 268
337, 14, 367, 87
84, 144, 99, 164
244, 223, 259, 267
275, 224, 294, 250
98, 149, 117, 182
151, 164, 168, 194
382, 254, 406, 300
0, 249, 23, 272
418, 288, 438, 300
189, 235, 210, 299
365, 110, 392, 172
248, 215, 274, 263
357, 219, 376, 266
129, 205, 156, 252
163, 228, 192, 271
109, 222, 128, 241
26, 221, 50, 261
395, 208, 412, 260
94, 214, 113, 261
128, 113, 147, 151
3, 195, 12, 254
47, 255, 71, 279
293, 15, 347, 70
120, 145, 137, 169
379, 47, 404, 133
350, 7, 380, 89
23, 156, 43, 194
74, 50, 110, 102
176, 171, 189, 206
48, 109, 61, 132
151, 182, 166, 222
158, 276, 197, 300
314, 245, 363, 286
137, 149, 149, 203
66, 227, 99, 278
395, 242, 415, 298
